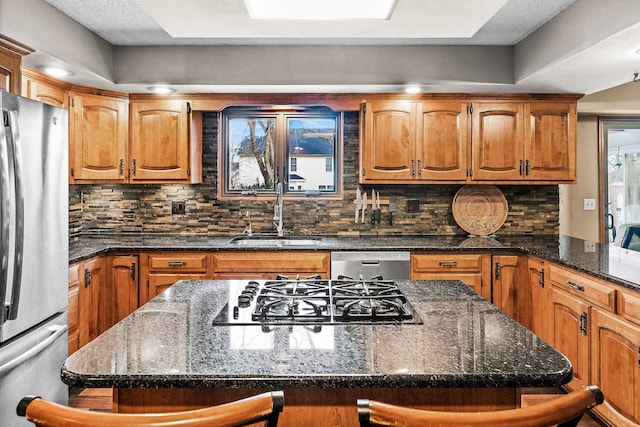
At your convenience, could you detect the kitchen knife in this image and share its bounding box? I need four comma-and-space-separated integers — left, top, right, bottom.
355, 187, 361, 223
371, 189, 376, 224
376, 191, 381, 224
389, 195, 397, 225
361, 192, 367, 224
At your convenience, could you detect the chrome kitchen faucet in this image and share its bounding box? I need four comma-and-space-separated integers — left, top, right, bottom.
273, 182, 284, 237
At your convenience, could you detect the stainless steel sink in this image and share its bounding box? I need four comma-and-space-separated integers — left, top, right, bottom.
229, 236, 322, 247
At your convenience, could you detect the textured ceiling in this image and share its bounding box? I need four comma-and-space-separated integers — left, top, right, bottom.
45, 0, 575, 45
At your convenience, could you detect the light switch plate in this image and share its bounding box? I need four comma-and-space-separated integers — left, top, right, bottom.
583, 199, 596, 211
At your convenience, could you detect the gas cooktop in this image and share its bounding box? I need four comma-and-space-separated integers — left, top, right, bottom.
212, 276, 422, 326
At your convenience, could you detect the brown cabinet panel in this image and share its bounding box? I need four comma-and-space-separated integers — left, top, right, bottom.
109, 255, 139, 325
591, 308, 640, 426
69, 92, 128, 182
526, 257, 551, 341
78, 256, 108, 347
549, 287, 590, 387
67, 264, 80, 355
549, 264, 616, 312
525, 102, 576, 181
411, 253, 491, 300
361, 100, 416, 181
417, 101, 469, 181
130, 100, 191, 182
491, 255, 520, 320
212, 251, 330, 280
471, 102, 524, 181
618, 289, 640, 327
140, 252, 213, 304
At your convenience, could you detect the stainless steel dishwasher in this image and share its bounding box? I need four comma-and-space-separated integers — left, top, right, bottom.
330, 251, 411, 280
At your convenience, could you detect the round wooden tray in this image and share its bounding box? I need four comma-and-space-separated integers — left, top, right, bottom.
452, 185, 508, 236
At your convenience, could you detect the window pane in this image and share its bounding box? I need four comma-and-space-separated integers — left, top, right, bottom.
228, 117, 276, 191
288, 117, 337, 193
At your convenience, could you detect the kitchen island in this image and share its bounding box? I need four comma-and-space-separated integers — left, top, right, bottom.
62, 279, 572, 426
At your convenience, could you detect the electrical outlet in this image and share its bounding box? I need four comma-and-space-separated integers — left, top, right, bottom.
583, 199, 596, 211
584, 241, 596, 252
407, 199, 420, 213
172, 201, 186, 215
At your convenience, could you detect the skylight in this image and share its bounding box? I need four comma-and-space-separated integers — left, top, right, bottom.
243, 0, 397, 20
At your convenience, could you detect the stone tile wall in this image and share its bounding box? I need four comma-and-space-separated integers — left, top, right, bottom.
69, 111, 559, 237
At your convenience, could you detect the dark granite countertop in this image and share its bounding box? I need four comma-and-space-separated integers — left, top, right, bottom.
62, 279, 572, 389
69, 233, 640, 291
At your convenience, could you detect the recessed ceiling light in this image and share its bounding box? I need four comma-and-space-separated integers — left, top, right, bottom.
405, 86, 422, 94
244, 0, 397, 20
42, 67, 73, 78
148, 86, 176, 94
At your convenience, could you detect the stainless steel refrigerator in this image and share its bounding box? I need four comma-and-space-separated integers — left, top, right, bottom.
0, 90, 69, 426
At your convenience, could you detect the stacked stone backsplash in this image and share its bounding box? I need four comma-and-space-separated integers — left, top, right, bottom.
69, 111, 559, 237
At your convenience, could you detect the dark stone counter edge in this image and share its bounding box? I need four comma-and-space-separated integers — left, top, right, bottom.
68, 235, 640, 293
60, 369, 573, 390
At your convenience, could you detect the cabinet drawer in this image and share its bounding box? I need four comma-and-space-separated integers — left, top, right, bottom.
617, 290, 640, 326
549, 264, 616, 311
148, 253, 208, 272
212, 252, 329, 274
412, 254, 485, 273
68, 263, 80, 285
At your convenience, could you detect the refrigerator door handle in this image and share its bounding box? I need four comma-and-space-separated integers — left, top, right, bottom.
0, 110, 10, 324
4, 110, 24, 321
0, 323, 67, 378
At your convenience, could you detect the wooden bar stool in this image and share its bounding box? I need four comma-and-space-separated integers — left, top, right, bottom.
17, 390, 284, 427
358, 385, 603, 427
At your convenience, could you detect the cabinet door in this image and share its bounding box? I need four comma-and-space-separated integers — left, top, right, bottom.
148, 274, 207, 300
69, 93, 128, 182
110, 255, 139, 325
492, 255, 520, 320
79, 257, 107, 347
527, 258, 549, 340
471, 102, 524, 181
68, 264, 80, 355
549, 288, 590, 387
130, 100, 191, 181
24, 75, 67, 108
361, 100, 416, 181
411, 253, 491, 300
416, 101, 469, 181
591, 308, 640, 426
524, 102, 576, 182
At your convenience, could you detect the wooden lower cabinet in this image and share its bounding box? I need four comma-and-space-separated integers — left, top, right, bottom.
491, 255, 520, 320
549, 287, 590, 388
78, 256, 108, 348
67, 264, 80, 355
114, 387, 520, 426
109, 255, 139, 325
140, 252, 212, 304
526, 257, 552, 342
591, 307, 640, 426
411, 253, 491, 301
212, 251, 330, 280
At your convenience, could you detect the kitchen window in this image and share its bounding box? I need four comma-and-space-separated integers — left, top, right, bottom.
220, 106, 342, 199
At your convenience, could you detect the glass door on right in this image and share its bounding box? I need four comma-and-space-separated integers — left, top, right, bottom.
601, 119, 640, 244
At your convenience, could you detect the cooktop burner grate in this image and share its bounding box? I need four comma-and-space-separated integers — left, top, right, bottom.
213, 277, 422, 326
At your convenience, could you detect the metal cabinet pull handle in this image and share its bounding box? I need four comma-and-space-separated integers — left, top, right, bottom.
411, 159, 416, 176
130, 263, 136, 281
84, 268, 91, 287
439, 261, 458, 267
168, 261, 187, 267
567, 280, 585, 291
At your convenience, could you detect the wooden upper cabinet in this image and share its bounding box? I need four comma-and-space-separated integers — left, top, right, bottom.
129, 100, 192, 182
471, 102, 524, 181
69, 92, 128, 182
361, 100, 416, 181
0, 36, 33, 94
525, 102, 576, 182
360, 100, 468, 182
22, 69, 69, 108
417, 101, 469, 181
471, 100, 576, 183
